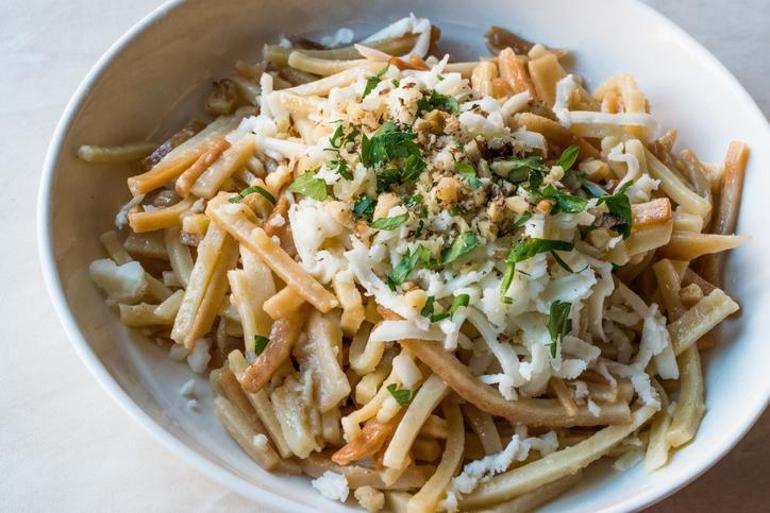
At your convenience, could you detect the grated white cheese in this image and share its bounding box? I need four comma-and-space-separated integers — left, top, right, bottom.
311, 471, 349, 503
186, 338, 212, 374
89, 259, 148, 303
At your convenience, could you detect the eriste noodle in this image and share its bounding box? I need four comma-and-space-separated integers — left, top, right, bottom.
81, 15, 748, 513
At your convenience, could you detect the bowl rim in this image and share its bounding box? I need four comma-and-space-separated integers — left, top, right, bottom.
37, 1, 770, 511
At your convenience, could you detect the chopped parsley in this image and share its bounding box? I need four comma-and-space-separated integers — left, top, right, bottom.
369, 212, 409, 231
386, 383, 413, 406
420, 294, 469, 322
402, 153, 427, 182
442, 231, 481, 264
547, 300, 572, 358
361, 121, 421, 168
404, 194, 424, 209
557, 144, 580, 172
254, 335, 269, 356
498, 155, 548, 189
597, 181, 634, 239
288, 172, 327, 201
500, 238, 575, 300
376, 167, 402, 193
455, 162, 482, 189
417, 90, 459, 115
387, 246, 435, 289
352, 195, 376, 221
363, 65, 388, 98
228, 184, 275, 205
540, 184, 588, 214
513, 211, 532, 227
332, 159, 353, 180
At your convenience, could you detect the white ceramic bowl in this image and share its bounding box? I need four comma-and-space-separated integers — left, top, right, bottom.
38, 1, 770, 511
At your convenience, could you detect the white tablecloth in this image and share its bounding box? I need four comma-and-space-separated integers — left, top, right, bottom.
1, 1, 767, 512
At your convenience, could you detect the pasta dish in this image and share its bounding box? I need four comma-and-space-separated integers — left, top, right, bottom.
80, 15, 748, 513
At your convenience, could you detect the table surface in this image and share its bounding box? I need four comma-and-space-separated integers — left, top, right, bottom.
1, 1, 768, 512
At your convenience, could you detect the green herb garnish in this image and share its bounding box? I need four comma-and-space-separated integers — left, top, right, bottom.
386, 383, 412, 406
369, 212, 409, 231
387, 246, 434, 289
455, 162, 482, 189
376, 167, 402, 193
417, 90, 459, 115
361, 121, 421, 168
420, 294, 469, 322
540, 184, 588, 214
352, 195, 376, 221
557, 144, 580, 171
402, 153, 427, 182
228, 185, 276, 205
547, 300, 572, 358
513, 212, 532, 227
597, 181, 634, 239
363, 65, 388, 98
500, 238, 575, 299
254, 335, 269, 356
442, 231, 481, 264
288, 172, 327, 201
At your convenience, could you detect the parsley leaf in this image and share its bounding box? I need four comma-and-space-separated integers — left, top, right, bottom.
494, 156, 548, 189
442, 231, 481, 264
402, 153, 427, 182
370, 212, 409, 231
254, 335, 269, 356
513, 212, 532, 227
288, 172, 327, 201
333, 159, 353, 180
455, 162, 482, 189
386, 383, 412, 406
329, 124, 344, 148
363, 65, 389, 98
387, 246, 434, 289
557, 144, 580, 171
500, 238, 575, 299
376, 167, 402, 193
540, 184, 588, 214
352, 195, 376, 221
404, 194, 424, 209
417, 90, 459, 115
228, 185, 275, 205
597, 181, 634, 239
420, 294, 469, 322
547, 300, 572, 358
421, 296, 437, 318
361, 121, 421, 168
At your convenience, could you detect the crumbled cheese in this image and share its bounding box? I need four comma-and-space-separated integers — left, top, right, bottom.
311, 471, 349, 503
186, 338, 212, 374
89, 259, 148, 303
289, 199, 346, 284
